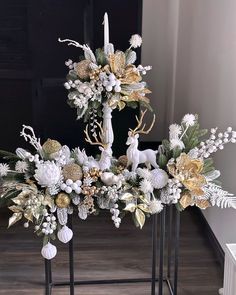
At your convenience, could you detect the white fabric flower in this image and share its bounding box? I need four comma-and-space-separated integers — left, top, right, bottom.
150, 169, 169, 189
0, 163, 10, 177
170, 138, 185, 150
140, 179, 153, 194
136, 168, 152, 179
182, 114, 196, 127
15, 161, 28, 173
169, 124, 182, 139
129, 34, 142, 48
34, 161, 62, 188
148, 199, 163, 214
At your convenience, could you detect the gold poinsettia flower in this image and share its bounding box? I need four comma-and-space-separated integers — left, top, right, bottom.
179, 191, 211, 209
168, 153, 206, 196
108, 51, 141, 84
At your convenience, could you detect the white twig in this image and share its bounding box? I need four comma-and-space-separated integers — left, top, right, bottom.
20, 125, 43, 157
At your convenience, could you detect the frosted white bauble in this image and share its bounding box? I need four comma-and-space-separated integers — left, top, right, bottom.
57, 225, 73, 244
41, 242, 57, 260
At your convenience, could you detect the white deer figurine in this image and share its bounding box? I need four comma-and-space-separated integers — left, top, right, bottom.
126, 110, 158, 171
84, 122, 112, 171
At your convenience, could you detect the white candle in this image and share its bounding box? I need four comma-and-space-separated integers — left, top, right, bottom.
103, 12, 109, 49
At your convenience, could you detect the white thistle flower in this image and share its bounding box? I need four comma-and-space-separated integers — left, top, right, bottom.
182, 114, 196, 127
136, 168, 152, 179
170, 138, 185, 150
15, 161, 29, 173
0, 163, 10, 177
169, 124, 182, 139
140, 179, 153, 194
34, 161, 62, 188
148, 199, 163, 214
150, 169, 169, 189
129, 34, 142, 48
122, 169, 137, 181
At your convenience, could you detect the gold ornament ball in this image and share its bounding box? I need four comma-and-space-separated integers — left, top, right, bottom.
42, 138, 62, 155
55, 193, 71, 208
63, 163, 83, 181
75, 60, 91, 80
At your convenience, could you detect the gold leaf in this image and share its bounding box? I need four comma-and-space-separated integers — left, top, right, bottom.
24, 210, 33, 222
8, 212, 22, 228
43, 195, 53, 208
195, 199, 211, 209
124, 203, 136, 213
117, 101, 126, 111
120, 192, 134, 201
135, 208, 146, 229
8, 205, 23, 213
138, 204, 151, 213
179, 193, 194, 209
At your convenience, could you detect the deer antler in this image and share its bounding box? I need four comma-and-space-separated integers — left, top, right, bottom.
84, 122, 108, 148
129, 109, 156, 136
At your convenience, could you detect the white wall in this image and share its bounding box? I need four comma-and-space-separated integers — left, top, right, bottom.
142, 0, 236, 250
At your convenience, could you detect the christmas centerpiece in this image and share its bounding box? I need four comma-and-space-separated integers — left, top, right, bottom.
1, 13, 236, 260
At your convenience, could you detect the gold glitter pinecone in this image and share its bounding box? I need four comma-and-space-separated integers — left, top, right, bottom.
55, 193, 71, 208
62, 163, 83, 181
118, 155, 128, 167
75, 60, 91, 80
42, 139, 62, 155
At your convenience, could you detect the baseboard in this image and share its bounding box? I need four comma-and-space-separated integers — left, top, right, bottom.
195, 208, 225, 271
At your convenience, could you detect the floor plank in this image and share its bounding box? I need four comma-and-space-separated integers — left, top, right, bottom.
0, 208, 223, 294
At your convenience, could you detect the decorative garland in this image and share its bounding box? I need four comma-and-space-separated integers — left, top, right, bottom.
0, 14, 236, 260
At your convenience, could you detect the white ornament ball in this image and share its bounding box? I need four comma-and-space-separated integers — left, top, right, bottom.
57, 225, 73, 244
41, 242, 57, 260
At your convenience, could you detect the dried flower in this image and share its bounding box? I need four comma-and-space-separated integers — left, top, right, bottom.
150, 169, 169, 189
15, 161, 29, 173
182, 114, 196, 127
129, 34, 142, 48
169, 124, 182, 139
0, 163, 10, 177
148, 199, 163, 214
170, 138, 185, 150
140, 179, 153, 194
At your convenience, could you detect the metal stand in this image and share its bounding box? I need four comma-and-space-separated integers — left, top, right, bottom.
44, 205, 180, 295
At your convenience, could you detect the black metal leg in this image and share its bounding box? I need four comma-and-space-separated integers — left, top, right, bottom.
151, 214, 157, 295
68, 215, 75, 295
45, 259, 51, 295
158, 207, 166, 295
167, 206, 173, 279
173, 208, 180, 295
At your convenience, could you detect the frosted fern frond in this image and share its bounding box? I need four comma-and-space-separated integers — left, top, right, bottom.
203, 183, 236, 209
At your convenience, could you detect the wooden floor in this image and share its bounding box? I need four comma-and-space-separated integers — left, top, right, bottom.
0, 208, 222, 295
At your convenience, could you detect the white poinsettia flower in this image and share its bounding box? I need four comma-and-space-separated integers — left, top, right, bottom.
34, 161, 62, 188
129, 34, 142, 48
150, 169, 169, 189
0, 163, 10, 177
182, 114, 196, 127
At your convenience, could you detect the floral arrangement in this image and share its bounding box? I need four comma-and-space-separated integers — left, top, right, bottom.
0, 14, 236, 260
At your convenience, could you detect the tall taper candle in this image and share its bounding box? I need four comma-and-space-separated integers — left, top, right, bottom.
103, 12, 109, 49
